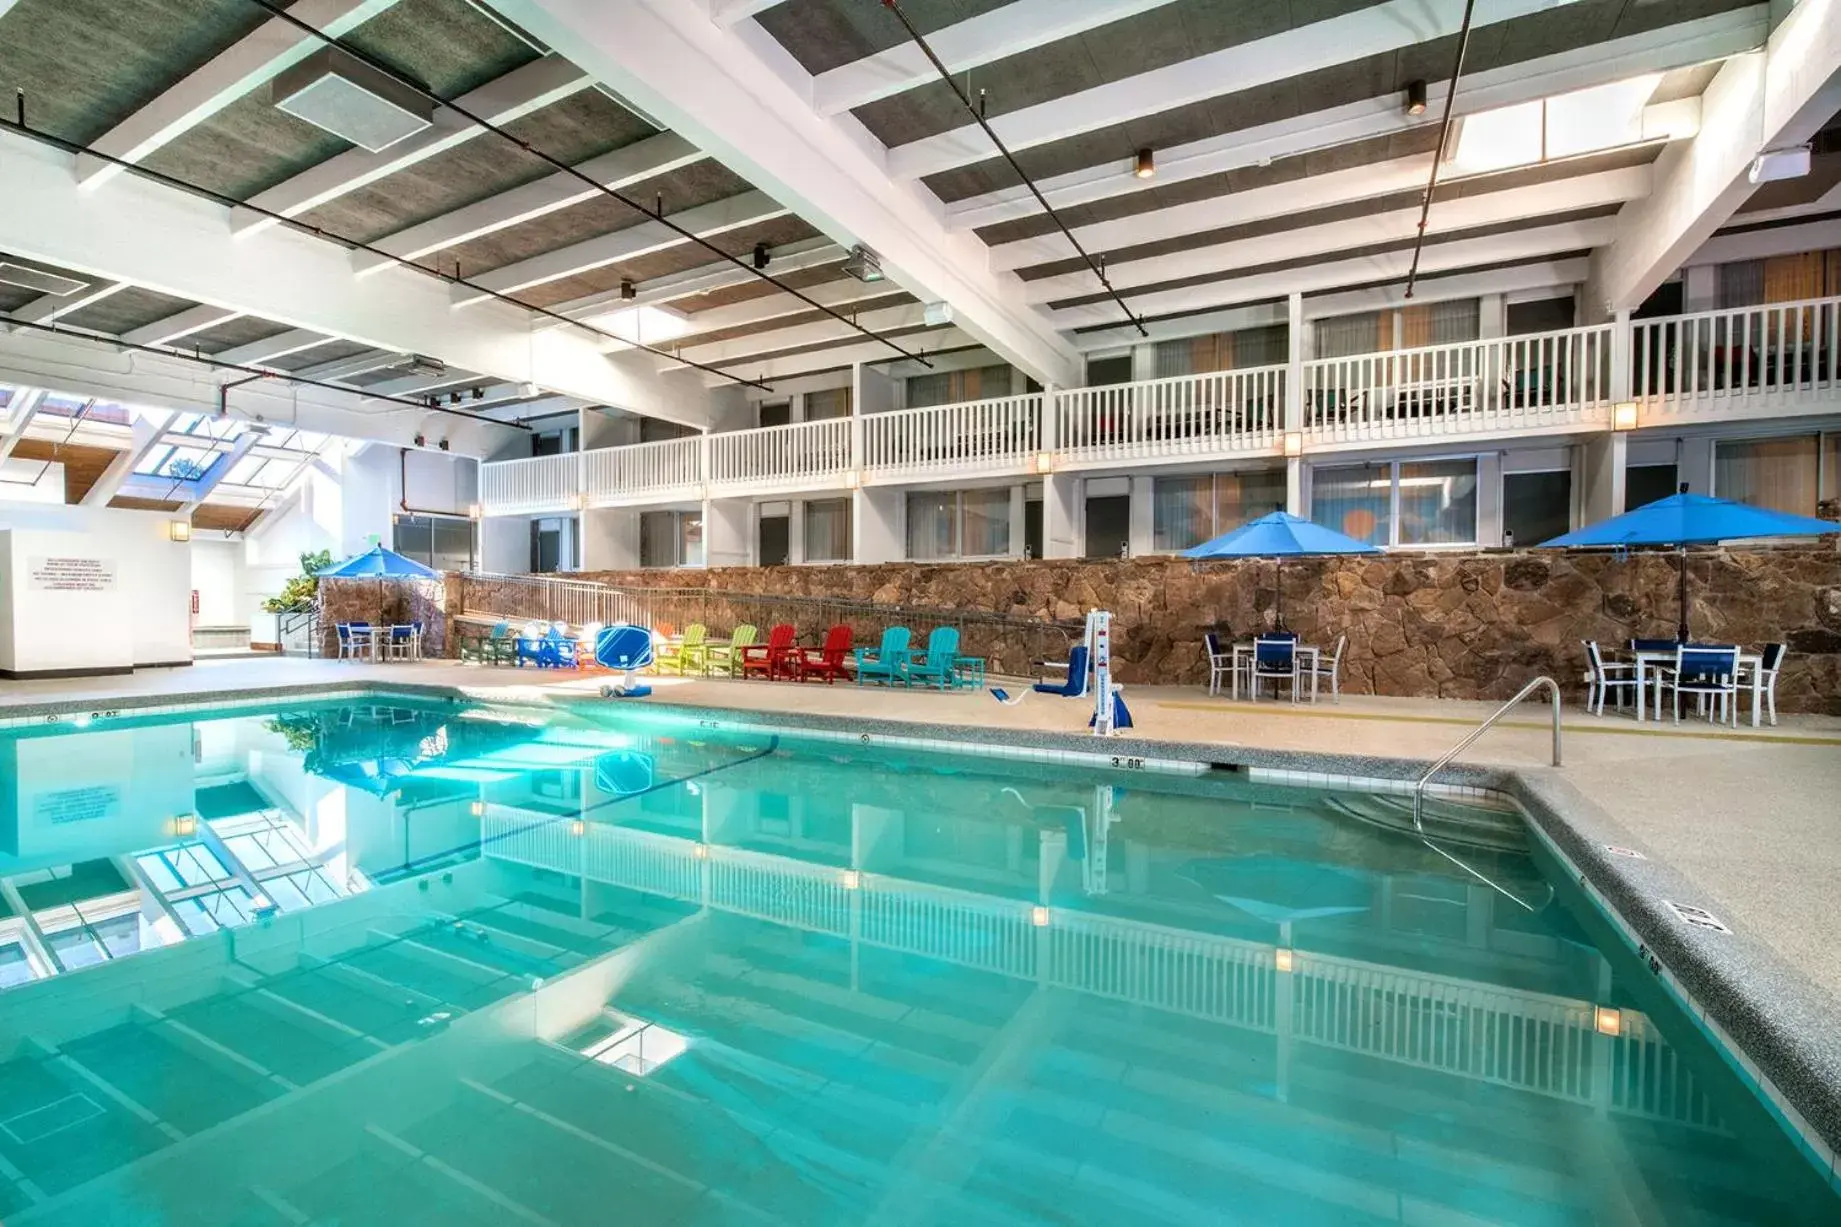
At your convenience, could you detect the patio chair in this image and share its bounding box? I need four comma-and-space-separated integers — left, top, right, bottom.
1308, 633, 1347, 703
1204, 631, 1234, 696
1582, 640, 1639, 716
1630, 637, 1682, 654
794, 625, 854, 684
335, 622, 371, 660
1740, 643, 1786, 726
705, 624, 758, 677
741, 624, 798, 679
903, 626, 962, 690
1654, 643, 1740, 725
854, 627, 912, 686
655, 623, 707, 675
386, 621, 422, 661
1249, 636, 1300, 702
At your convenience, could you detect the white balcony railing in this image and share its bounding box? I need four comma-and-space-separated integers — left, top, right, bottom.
1302, 325, 1615, 445
862, 394, 1041, 476
479, 452, 578, 515
1055, 366, 1284, 465
1632, 295, 1841, 418
584, 436, 701, 506
708, 417, 852, 493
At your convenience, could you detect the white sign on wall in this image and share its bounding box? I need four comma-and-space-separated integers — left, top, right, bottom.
27, 556, 117, 592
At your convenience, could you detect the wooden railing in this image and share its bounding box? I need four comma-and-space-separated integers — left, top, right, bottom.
862, 394, 1041, 476
707, 417, 851, 492
1632, 295, 1841, 416
583, 436, 701, 505
1055, 366, 1284, 464
479, 452, 578, 515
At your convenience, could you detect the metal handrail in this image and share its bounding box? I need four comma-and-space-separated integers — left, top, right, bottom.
1413, 675, 1562, 833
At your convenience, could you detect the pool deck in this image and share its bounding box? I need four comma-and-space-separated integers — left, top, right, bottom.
5, 656, 1841, 1174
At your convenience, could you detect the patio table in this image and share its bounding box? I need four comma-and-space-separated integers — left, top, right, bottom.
1628, 648, 1765, 726
1230, 641, 1322, 702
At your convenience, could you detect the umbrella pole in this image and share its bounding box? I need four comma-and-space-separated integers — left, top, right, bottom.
1676, 545, 1689, 643
1274, 558, 1284, 632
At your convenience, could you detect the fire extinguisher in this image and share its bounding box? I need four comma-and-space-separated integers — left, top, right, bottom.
190, 589, 200, 630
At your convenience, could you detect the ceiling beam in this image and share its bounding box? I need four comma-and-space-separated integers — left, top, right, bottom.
1587, 0, 1841, 315
669, 276, 901, 342
887, 0, 1565, 181
353, 132, 704, 275
489, 0, 1082, 386
710, 0, 784, 25
667, 301, 933, 370
812, 0, 1181, 117
76, 0, 405, 189
82, 411, 172, 506
695, 326, 974, 385
943, 7, 1767, 231
7, 281, 129, 326
544, 236, 840, 320
455, 188, 788, 304
120, 305, 244, 348
0, 386, 45, 463
1023, 164, 1650, 303
233, 55, 591, 236
215, 329, 340, 366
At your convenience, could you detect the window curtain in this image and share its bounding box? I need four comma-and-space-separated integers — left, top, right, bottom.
959, 489, 1011, 556
1216, 468, 1287, 529
1715, 436, 1820, 516
805, 387, 852, 419
804, 498, 851, 561
1314, 311, 1391, 358
639, 511, 677, 568
1152, 476, 1211, 551
1311, 466, 1391, 546
679, 513, 705, 568
1718, 260, 1766, 308
906, 493, 955, 559
1397, 459, 1479, 545
905, 364, 1013, 407
1400, 299, 1481, 348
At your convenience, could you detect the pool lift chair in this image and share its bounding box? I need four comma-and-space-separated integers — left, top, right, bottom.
991, 610, 1133, 734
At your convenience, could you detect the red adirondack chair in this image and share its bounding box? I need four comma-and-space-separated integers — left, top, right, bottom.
740, 623, 798, 679
794, 625, 854, 684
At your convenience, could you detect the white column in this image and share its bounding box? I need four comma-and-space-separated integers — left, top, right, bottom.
1286, 457, 1304, 517
852, 486, 903, 563
1041, 472, 1080, 559
1580, 432, 1627, 523
1285, 290, 1304, 433
1127, 476, 1155, 557
703, 496, 751, 568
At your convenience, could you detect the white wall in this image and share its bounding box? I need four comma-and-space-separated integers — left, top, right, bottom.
190, 538, 243, 627
0, 459, 65, 504
0, 505, 191, 673
853, 487, 903, 564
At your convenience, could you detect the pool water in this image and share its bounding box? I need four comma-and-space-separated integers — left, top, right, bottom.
0, 697, 1833, 1225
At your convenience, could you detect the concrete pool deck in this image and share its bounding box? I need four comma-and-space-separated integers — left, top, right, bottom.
5, 655, 1840, 1172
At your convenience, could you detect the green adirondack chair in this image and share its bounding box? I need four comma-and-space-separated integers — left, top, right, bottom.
655, 623, 707, 675
704, 624, 757, 677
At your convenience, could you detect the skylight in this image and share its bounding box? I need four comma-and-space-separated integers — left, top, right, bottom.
583, 304, 691, 347
1444, 74, 1668, 177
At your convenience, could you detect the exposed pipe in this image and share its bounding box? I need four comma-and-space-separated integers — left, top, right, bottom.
242, 0, 935, 368
1403, 0, 1479, 298
880, 0, 1145, 337
0, 116, 771, 392
217, 372, 269, 419
0, 312, 532, 430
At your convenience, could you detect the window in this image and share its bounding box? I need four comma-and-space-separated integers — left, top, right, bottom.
640, 510, 703, 568
0, 940, 36, 988
906, 364, 1012, 407
1715, 436, 1820, 516
1153, 325, 1287, 377
1503, 470, 1572, 547
1506, 297, 1574, 336
1152, 469, 1287, 551
1314, 301, 1479, 357
1625, 463, 1678, 512
906, 490, 1011, 560
804, 387, 852, 420
804, 498, 851, 562
394, 515, 476, 572
1445, 74, 1662, 177
1311, 459, 1479, 547
1086, 355, 1133, 386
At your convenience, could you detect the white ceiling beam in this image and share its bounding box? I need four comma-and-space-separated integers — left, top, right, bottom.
76, 0, 405, 189
82, 410, 173, 506
456, 189, 787, 304
889, 0, 1567, 181
1588, 0, 1841, 315
667, 301, 932, 370
0, 130, 717, 426
711, 0, 784, 24
1025, 164, 1650, 303
7, 281, 129, 326
944, 7, 1767, 231
215, 329, 340, 367
1056, 217, 1614, 333
234, 55, 591, 236
545, 237, 841, 321
490, 0, 1082, 386
0, 386, 45, 463
1688, 218, 1841, 268
695, 326, 974, 385
813, 0, 1181, 117
353, 132, 704, 275
120, 305, 244, 348
295, 350, 405, 382
671, 276, 900, 342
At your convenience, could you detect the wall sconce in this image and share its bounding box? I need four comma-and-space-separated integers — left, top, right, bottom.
1611, 401, 1639, 432
1274, 947, 1295, 973
469, 799, 486, 818
693, 842, 710, 860
1034, 452, 1054, 475
841, 869, 862, 890
467, 502, 483, 520
572, 492, 590, 511
1594, 1006, 1622, 1037
168, 520, 192, 542
1282, 431, 1304, 458
1030, 905, 1050, 928
569, 819, 586, 837
171, 813, 198, 837
845, 470, 863, 490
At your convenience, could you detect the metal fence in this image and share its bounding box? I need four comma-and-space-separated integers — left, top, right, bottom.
457, 572, 1081, 679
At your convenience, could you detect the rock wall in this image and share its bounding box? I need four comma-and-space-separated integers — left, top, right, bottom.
318, 577, 449, 659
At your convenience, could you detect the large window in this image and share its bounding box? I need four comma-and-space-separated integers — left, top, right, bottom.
804, 498, 851, 562
639, 510, 704, 569
906, 489, 1011, 560
1311, 459, 1478, 547
906, 364, 1012, 408
1503, 470, 1572, 546
1715, 436, 1820, 516
1444, 74, 1669, 178
393, 515, 476, 572
1152, 469, 1287, 551
805, 387, 852, 420
1314, 301, 1479, 358
1625, 463, 1678, 511
1153, 325, 1287, 377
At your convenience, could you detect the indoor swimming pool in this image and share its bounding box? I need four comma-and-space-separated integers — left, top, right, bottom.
0, 694, 1832, 1225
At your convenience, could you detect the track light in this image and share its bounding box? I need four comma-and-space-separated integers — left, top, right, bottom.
842, 245, 884, 283
620, 279, 636, 301
449, 391, 461, 405
1404, 80, 1427, 117
752, 242, 770, 270
1134, 148, 1155, 179
471, 387, 483, 400
438, 438, 450, 451
413, 433, 426, 447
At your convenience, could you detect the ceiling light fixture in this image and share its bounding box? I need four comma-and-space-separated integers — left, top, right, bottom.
620, 279, 636, 301
1749, 145, 1812, 184
1134, 147, 1155, 179
1404, 79, 1428, 116
753, 242, 771, 270
842, 245, 884, 283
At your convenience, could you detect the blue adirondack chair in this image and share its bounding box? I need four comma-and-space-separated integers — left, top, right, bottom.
854, 626, 912, 686
903, 626, 962, 690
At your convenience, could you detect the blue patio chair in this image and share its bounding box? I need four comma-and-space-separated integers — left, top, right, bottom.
1249, 636, 1300, 703
1654, 643, 1740, 725
903, 627, 962, 690
1035, 645, 1091, 696
337, 621, 373, 661
1630, 637, 1681, 654
854, 627, 912, 686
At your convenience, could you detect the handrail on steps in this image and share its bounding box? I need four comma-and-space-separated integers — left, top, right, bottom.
1413, 675, 1562, 834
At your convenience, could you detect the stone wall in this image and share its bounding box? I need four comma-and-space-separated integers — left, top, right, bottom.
319, 577, 449, 659
526, 546, 1841, 714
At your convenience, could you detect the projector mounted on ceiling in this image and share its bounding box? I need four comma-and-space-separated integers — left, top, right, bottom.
272, 48, 433, 153
842, 245, 885, 284
1749, 145, 1811, 185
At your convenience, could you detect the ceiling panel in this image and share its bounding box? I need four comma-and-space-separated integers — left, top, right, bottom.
269, 340, 375, 370
521, 215, 822, 309
678, 262, 851, 314
684, 290, 917, 348
57, 286, 198, 335
189, 317, 298, 355
756, 0, 1013, 76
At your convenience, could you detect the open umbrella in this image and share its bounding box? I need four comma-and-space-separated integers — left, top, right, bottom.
1183, 508, 1381, 629
1541, 485, 1836, 640
318, 545, 440, 635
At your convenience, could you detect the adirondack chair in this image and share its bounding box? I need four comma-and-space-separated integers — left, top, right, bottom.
740, 624, 798, 679
654, 623, 707, 675
793, 625, 854, 684
903, 626, 962, 690
704, 624, 757, 677
854, 627, 912, 686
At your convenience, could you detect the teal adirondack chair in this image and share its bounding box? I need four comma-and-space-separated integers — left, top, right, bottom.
903, 626, 962, 690
854, 626, 912, 686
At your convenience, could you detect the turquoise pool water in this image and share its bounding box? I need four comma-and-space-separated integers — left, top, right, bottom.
0, 696, 1832, 1225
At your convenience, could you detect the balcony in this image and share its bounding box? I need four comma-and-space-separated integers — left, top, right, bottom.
478, 297, 1841, 517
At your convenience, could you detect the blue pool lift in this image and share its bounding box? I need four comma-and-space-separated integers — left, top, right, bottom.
1542, 485, 1836, 640
1183, 508, 1381, 628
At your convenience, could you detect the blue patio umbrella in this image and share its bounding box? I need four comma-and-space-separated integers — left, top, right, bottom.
1542, 485, 1836, 640
1183, 508, 1381, 628
318, 545, 440, 631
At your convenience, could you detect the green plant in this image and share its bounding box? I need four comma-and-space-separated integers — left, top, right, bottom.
262, 549, 334, 613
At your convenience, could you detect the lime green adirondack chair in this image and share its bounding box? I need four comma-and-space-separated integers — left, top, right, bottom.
704, 624, 757, 677
655, 623, 708, 675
